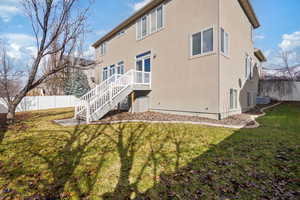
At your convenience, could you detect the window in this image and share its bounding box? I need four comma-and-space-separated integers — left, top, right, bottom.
203, 28, 213, 53
245, 55, 252, 79
102, 67, 108, 81
100, 42, 106, 56
221, 28, 229, 56
137, 19, 142, 40
150, 9, 157, 33
230, 89, 238, 110
117, 61, 125, 75
141, 16, 148, 37
250, 58, 253, 79
109, 65, 115, 77
253, 93, 256, 106
157, 6, 163, 30
136, 4, 164, 40
191, 27, 214, 56
247, 92, 251, 107
192, 32, 202, 56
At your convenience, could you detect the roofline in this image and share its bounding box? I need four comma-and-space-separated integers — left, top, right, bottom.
238, 0, 260, 29
92, 0, 165, 48
93, 0, 261, 48
254, 48, 267, 62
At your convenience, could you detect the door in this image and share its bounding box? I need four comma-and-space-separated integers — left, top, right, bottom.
136, 53, 151, 84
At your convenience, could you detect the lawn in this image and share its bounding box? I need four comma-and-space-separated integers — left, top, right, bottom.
0, 103, 299, 199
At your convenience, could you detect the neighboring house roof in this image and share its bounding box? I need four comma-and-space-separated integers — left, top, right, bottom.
254, 49, 267, 62
92, 0, 260, 48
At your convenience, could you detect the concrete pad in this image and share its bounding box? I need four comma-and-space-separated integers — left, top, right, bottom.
54, 118, 87, 126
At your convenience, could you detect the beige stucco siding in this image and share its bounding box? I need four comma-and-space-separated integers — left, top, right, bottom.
219, 0, 259, 116
96, 0, 221, 116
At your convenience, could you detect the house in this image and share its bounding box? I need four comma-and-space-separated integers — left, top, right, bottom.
75, 0, 267, 122
27, 57, 97, 96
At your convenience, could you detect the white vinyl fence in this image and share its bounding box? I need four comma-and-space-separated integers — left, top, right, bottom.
0, 96, 79, 113
259, 80, 300, 101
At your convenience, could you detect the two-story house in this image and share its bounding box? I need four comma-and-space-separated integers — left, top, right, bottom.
75, 0, 266, 122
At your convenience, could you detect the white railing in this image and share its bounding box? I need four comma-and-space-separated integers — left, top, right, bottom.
134, 71, 151, 85
74, 69, 151, 123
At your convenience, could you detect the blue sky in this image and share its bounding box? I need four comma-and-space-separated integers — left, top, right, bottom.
0, 0, 299, 68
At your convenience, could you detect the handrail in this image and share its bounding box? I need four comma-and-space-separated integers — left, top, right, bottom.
75, 69, 151, 122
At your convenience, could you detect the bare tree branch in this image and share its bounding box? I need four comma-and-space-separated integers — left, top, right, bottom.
4, 0, 94, 123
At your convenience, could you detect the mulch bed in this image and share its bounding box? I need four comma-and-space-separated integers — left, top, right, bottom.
98, 102, 280, 127
100, 111, 251, 126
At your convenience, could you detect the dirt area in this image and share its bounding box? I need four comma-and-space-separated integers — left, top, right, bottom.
98, 102, 280, 126
100, 110, 251, 126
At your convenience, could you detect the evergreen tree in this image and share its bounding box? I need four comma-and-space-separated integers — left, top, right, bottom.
64, 70, 91, 98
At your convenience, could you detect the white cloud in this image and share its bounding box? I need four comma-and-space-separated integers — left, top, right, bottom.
83, 46, 95, 59
132, 0, 152, 11
0, 0, 21, 22
0, 33, 36, 59
279, 31, 300, 51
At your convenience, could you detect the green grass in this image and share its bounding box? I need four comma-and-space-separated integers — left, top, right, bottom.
0, 103, 299, 199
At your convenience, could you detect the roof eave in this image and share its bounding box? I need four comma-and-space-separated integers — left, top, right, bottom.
254, 49, 267, 62
92, 0, 165, 48
238, 0, 260, 29
93, 0, 261, 48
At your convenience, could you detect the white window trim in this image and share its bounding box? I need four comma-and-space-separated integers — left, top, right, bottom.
156, 5, 165, 31
99, 42, 106, 57
117, 61, 125, 74
220, 28, 230, 57
229, 88, 239, 110
136, 4, 165, 41
247, 92, 252, 107
190, 25, 215, 58
102, 67, 108, 81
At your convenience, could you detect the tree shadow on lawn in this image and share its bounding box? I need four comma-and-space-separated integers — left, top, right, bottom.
135, 104, 300, 200
101, 123, 188, 199
0, 121, 193, 199
0, 113, 8, 145
1, 103, 299, 199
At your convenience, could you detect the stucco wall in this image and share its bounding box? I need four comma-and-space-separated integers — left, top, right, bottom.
95, 0, 220, 116
219, 0, 259, 116
93, 0, 260, 118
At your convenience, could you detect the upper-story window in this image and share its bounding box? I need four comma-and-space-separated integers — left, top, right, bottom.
191, 27, 214, 57
245, 55, 253, 80
221, 28, 229, 56
100, 42, 106, 56
136, 5, 164, 40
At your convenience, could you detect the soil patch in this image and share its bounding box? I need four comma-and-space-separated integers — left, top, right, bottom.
100, 111, 251, 126
98, 102, 280, 127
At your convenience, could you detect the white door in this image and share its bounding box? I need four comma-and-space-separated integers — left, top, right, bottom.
136, 54, 151, 83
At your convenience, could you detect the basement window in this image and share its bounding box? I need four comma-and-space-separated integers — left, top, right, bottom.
230, 89, 238, 110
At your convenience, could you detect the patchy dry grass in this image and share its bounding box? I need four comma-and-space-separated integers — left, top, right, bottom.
0, 104, 299, 199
